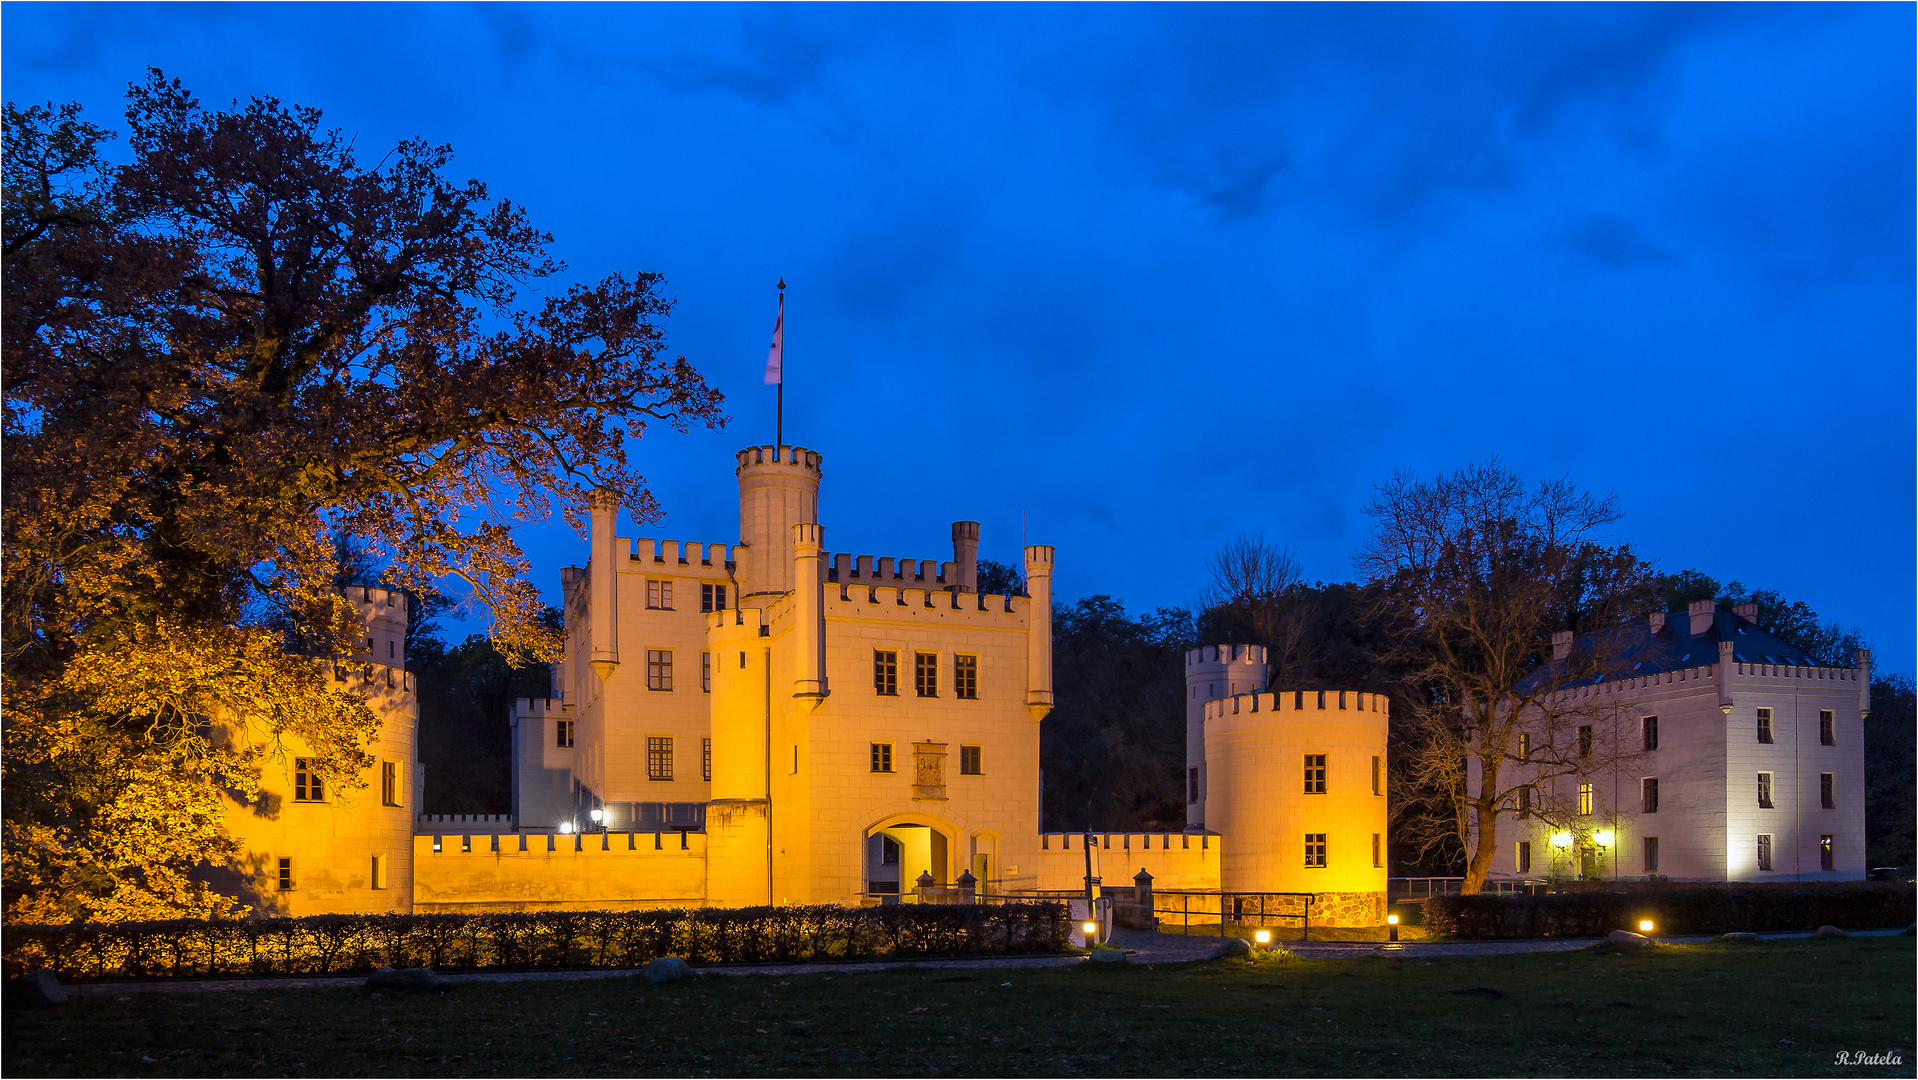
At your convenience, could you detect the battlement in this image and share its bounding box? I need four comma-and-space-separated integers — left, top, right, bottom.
735, 444, 823, 474
1202, 688, 1388, 721
1187, 644, 1267, 669
627, 538, 738, 569
417, 814, 514, 834
826, 584, 1024, 616
345, 585, 407, 615
513, 696, 570, 717
827, 553, 953, 587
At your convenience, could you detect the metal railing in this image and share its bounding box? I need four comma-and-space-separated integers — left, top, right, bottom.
1389, 877, 1544, 902
1150, 890, 1316, 940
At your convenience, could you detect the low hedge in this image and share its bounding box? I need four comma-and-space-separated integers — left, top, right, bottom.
1425, 883, 1915, 939
3, 901, 1070, 982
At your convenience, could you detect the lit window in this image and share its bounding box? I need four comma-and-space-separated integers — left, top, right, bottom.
702, 651, 711, 693
1756, 708, 1773, 744
294, 758, 324, 802
1643, 836, 1659, 873
871, 742, 894, 773
646, 579, 674, 610
381, 760, 400, 807
1303, 755, 1327, 795
1820, 834, 1834, 871
1820, 772, 1834, 809
701, 583, 727, 612
1641, 715, 1658, 752
703, 737, 712, 782
371, 853, 387, 890
1641, 777, 1658, 814
556, 719, 574, 748
1578, 726, 1594, 758
1757, 772, 1773, 809
648, 736, 674, 781
276, 857, 294, 891
1304, 833, 1327, 868
1819, 710, 1835, 746
1371, 755, 1382, 795
915, 652, 938, 698
954, 655, 978, 700
960, 745, 982, 775
1757, 833, 1774, 871
647, 649, 673, 691
873, 650, 898, 696
1517, 734, 1530, 761
1517, 841, 1531, 874
1577, 783, 1593, 815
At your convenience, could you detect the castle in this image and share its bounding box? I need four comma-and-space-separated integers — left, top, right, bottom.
222, 443, 1391, 926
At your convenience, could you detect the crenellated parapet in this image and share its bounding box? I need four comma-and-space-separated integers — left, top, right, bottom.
826, 553, 954, 587
1202, 688, 1389, 722
628, 539, 739, 569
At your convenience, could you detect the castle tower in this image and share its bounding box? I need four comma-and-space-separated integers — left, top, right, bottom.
1204, 687, 1388, 926
1183, 645, 1269, 830
1024, 545, 1056, 721
704, 607, 772, 907
736, 445, 823, 600
951, 521, 980, 593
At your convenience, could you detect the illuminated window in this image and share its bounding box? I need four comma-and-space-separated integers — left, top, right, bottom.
648, 737, 674, 781
1187, 767, 1200, 804
1757, 772, 1773, 809
293, 758, 324, 802
1820, 772, 1834, 809
1756, 708, 1773, 744
1304, 833, 1327, 868
1578, 726, 1594, 758
1641, 777, 1658, 814
556, 719, 574, 748
1757, 833, 1774, 871
371, 854, 388, 890
276, 857, 294, 891
871, 742, 894, 773
915, 652, 938, 698
647, 650, 674, 691
1303, 754, 1326, 794
1643, 837, 1659, 873
873, 650, 898, 696
1820, 834, 1834, 871
702, 652, 711, 693
381, 760, 400, 807
703, 737, 712, 782
1577, 783, 1593, 815
1517, 841, 1531, 874
1819, 710, 1834, 746
1517, 734, 1530, 761
954, 655, 978, 700
960, 745, 982, 775
1641, 715, 1658, 751
1517, 787, 1531, 817
701, 583, 727, 612
1371, 756, 1382, 795
646, 579, 674, 610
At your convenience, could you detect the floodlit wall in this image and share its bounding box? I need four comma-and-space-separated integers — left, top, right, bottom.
413, 831, 708, 911
1033, 832, 1222, 893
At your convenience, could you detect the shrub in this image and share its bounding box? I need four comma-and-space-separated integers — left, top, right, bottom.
2, 901, 1069, 982
1425, 883, 1915, 939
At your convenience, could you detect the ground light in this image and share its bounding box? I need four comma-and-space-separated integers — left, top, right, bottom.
1387, 913, 1400, 943
1082, 920, 1098, 945
1639, 919, 1655, 933
1253, 929, 1271, 945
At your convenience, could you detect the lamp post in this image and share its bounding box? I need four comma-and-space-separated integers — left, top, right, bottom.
1387, 913, 1400, 943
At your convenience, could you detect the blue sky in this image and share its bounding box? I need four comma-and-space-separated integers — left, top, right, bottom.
8, 3, 1912, 671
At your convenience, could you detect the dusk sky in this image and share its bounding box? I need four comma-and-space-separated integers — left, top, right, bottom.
8, 3, 1912, 672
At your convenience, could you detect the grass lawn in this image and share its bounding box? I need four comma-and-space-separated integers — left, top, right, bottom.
4, 937, 1910, 1077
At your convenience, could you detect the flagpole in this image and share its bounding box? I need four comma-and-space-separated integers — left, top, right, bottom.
775, 279, 785, 456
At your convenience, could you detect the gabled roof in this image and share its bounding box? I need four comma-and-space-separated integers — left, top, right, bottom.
1521, 604, 1830, 692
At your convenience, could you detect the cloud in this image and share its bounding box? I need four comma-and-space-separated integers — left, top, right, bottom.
1558, 212, 1675, 269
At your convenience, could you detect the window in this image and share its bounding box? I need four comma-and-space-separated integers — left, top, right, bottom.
276, 857, 294, 891
647, 649, 673, 691
1371, 833, 1382, 868
1303, 754, 1327, 795
1642, 715, 1659, 752
702, 737, 712, 782
371, 854, 388, 890
873, 650, 898, 696
1517, 786, 1531, 817
646, 579, 673, 609
1517, 841, 1532, 874
556, 719, 574, 748
648, 736, 674, 781
1820, 772, 1834, 809
871, 742, 894, 773
1819, 710, 1835, 746
701, 652, 711, 692
701, 583, 727, 612
1187, 767, 1200, 804
1517, 733, 1530, 761
1757, 772, 1773, 809
881, 836, 900, 865
1643, 837, 1659, 873
954, 655, 978, 699
1371, 755, 1382, 795
1820, 834, 1834, 871
1757, 833, 1773, 872
1641, 777, 1659, 814
1577, 783, 1593, 815
381, 760, 400, 807
1304, 834, 1327, 868
1578, 725, 1594, 758
960, 745, 982, 775
294, 758, 324, 802
1756, 707, 1773, 744
915, 652, 938, 698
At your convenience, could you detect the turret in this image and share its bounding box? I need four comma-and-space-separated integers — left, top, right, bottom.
736, 445, 823, 599
587, 489, 620, 680
793, 523, 827, 704
1024, 545, 1055, 721
1184, 644, 1269, 830
951, 521, 980, 593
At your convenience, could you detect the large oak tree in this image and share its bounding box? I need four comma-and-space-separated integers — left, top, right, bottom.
2, 73, 723, 921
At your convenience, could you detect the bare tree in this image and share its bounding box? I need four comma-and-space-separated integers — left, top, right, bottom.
1198, 533, 1309, 678
1356, 461, 1652, 893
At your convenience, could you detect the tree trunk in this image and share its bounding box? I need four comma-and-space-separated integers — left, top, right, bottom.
1461, 796, 1500, 895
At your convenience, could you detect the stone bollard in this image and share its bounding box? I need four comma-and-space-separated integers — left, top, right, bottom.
957, 870, 977, 905
1133, 868, 1155, 929
915, 870, 936, 904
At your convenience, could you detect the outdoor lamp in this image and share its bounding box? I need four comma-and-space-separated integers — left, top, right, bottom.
1550, 831, 1572, 848
1254, 929, 1271, 945
1387, 913, 1400, 943
1082, 920, 1099, 944
559, 821, 574, 834
1638, 919, 1654, 933
590, 807, 605, 825
1594, 830, 1614, 847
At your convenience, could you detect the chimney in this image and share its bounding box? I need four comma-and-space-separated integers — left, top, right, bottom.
951, 521, 980, 593
1733, 602, 1759, 626
1688, 599, 1716, 637
1648, 611, 1666, 635
1552, 630, 1574, 661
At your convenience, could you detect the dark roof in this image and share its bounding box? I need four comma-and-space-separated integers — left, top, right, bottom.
1521, 604, 1830, 691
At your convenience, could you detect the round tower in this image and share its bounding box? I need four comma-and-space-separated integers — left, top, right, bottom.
1204, 688, 1389, 926
736, 445, 823, 600
1184, 644, 1268, 830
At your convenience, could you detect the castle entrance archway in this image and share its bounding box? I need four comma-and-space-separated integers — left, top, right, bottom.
862, 814, 956, 901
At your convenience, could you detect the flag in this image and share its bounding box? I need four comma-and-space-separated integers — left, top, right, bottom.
764, 293, 783, 385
